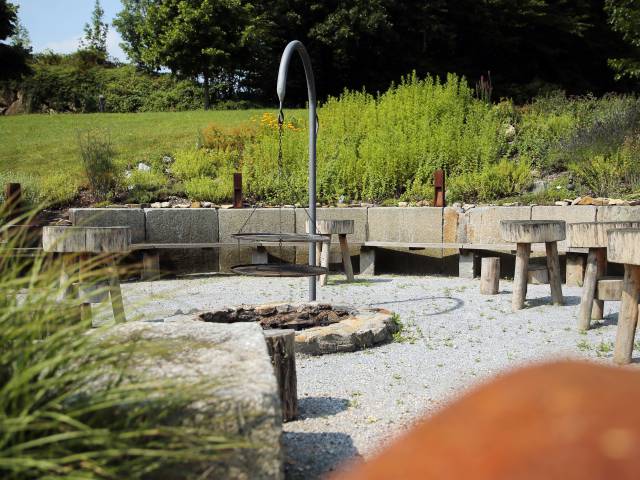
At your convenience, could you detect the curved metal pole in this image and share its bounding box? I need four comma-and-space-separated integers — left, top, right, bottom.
277, 40, 318, 301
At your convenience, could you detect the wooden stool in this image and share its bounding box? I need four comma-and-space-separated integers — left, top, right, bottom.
307, 220, 355, 286
500, 220, 565, 311
567, 222, 640, 331
480, 257, 500, 295
608, 228, 640, 364
43, 226, 131, 325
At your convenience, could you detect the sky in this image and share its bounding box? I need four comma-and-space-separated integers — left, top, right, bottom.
13, 0, 127, 61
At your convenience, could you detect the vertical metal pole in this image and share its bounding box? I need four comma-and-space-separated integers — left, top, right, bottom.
277, 40, 318, 301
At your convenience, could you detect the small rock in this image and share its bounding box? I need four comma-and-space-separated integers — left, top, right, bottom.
191, 201, 201, 208
462, 204, 476, 211
574, 196, 594, 205
162, 155, 173, 164
173, 203, 190, 208
593, 197, 608, 206
137, 162, 151, 172
160, 201, 171, 208
294, 203, 302, 208
608, 198, 629, 206
554, 201, 570, 206
150, 202, 162, 208
398, 201, 408, 207
221, 204, 234, 209
629, 200, 640, 206
531, 180, 547, 193
202, 201, 212, 208
283, 204, 295, 208
504, 124, 516, 140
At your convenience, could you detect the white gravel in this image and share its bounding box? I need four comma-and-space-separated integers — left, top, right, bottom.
118, 273, 628, 479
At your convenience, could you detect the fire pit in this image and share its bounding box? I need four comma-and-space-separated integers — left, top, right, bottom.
197, 302, 399, 355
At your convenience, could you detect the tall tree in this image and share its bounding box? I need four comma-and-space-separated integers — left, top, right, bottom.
605, 0, 640, 80
80, 0, 109, 58
115, 0, 254, 109
0, 0, 31, 81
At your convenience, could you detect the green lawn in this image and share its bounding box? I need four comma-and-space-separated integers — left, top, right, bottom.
0, 109, 271, 176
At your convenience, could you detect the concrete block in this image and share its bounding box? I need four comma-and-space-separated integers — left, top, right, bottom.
367, 207, 442, 242
360, 246, 376, 275
295, 207, 367, 263
70, 208, 145, 244
597, 206, 640, 222
459, 250, 476, 278
466, 206, 531, 244
531, 205, 596, 249
144, 208, 219, 274
219, 208, 295, 271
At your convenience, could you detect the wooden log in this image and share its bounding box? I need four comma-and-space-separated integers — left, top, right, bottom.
566, 253, 585, 287
578, 249, 599, 331
141, 251, 160, 280
43, 226, 131, 253
107, 256, 126, 323
501, 220, 565, 244
513, 243, 530, 311
264, 329, 298, 422
339, 234, 355, 282
311, 219, 354, 236
480, 257, 500, 295
568, 221, 640, 248
595, 277, 624, 301
613, 265, 640, 365
608, 228, 640, 266
592, 248, 607, 320
527, 264, 548, 285
545, 241, 563, 306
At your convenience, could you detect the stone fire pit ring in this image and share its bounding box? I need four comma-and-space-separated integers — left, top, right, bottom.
196, 302, 399, 355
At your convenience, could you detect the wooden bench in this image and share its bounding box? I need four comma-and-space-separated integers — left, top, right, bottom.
359, 241, 588, 280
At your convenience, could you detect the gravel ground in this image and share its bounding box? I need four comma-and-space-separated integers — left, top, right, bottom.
117, 273, 629, 479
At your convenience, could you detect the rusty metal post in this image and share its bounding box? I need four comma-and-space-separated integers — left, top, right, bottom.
434, 170, 445, 207
233, 173, 243, 208
3, 183, 22, 222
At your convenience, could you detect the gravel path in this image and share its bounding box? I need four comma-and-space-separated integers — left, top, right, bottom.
119, 274, 627, 479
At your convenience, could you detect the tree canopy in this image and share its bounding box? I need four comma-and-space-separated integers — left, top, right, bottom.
80, 0, 109, 59
0, 0, 31, 81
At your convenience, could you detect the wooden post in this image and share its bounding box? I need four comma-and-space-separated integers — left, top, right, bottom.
578, 248, 598, 331
78, 254, 93, 327
3, 183, 22, 222
613, 265, 640, 365
264, 329, 298, 421
513, 243, 530, 310
433, 170, 445, 207
480, 257, 500, 295
591, 248, 607, 320
319, 239, 330, 286
338, 234, 354, 282
545, 241, 563, 306
233, 173, 243, 208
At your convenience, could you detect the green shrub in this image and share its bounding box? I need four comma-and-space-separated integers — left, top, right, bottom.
448, 159, 532, 203
78, 131, 118, 200
184, 176, 233, 202
124, 169, 170, 203
0, 172, 78, 208
171, 148, 220, 180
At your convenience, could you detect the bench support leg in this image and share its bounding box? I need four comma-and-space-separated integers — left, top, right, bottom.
459, 250, 476, 279
78, 254, 92, 327
578, 248, 598, 331
252, 246, 268, 265
142, 251, 160, 281
545, 241, 563, 306
614, 264, 640, 365
338, 234, 354, 282
591, 248, 606, 320
566, 252, 585, 287
360, 246, 376, 276
319, 238, 330, 286
108, 256, 126, 324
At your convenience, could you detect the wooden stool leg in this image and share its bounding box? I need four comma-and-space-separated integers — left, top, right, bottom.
614, 265, 640, 365
513, 243, 530, 311
578, 248, 599, 331
338, 234, 354, 282
315, 242, 321, 267
591, 248, 606, 320
545, 241, 563, 306
480, 257, 500, 295
58, 253, 78, 301
78, 254, 92, 327
319, 239, 330, 286
107, 256, 126, 324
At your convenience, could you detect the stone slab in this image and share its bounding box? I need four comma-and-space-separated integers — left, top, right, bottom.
367, 207, 442, 243
70, 208, 145, 244
101, 320, 283, 479
145, 208, 219, 274
597, 206, 640, 223
466, 206, 531, 245
219, 208, 296, 271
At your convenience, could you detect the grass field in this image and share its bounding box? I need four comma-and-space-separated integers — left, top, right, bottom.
0, 109, 271, 175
